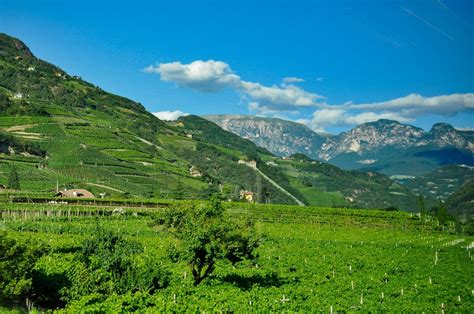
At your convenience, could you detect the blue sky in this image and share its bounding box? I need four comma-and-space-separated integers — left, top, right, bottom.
1, 0, 473, 133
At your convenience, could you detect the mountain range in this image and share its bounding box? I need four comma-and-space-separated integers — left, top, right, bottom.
0, 33, 431, 212
205, 115, 474, 176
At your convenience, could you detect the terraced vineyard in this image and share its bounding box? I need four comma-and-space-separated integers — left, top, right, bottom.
1, 200, 472, 312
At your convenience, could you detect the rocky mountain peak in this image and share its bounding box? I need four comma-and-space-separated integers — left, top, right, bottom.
429, 123, 455, 133
205, 114, 328, 157
333, 119, 425, 153
205, 115, 474, 173
364, 119, 401, 127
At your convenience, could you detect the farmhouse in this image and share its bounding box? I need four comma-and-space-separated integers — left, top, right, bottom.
239, 190, 254, 202
189, 165, 202, 177
238, 159, 257, 169
55, 189, 95, 198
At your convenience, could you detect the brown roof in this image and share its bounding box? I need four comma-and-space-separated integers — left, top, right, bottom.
55, 189, 95, 198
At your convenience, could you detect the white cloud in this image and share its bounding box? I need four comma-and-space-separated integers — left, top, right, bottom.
145, 60, 325, 112
153, 110, 188, 121
282, 77, 305, 84
346, 93, 474, 116
302, 93, 473, 132
144, 60, 474, 133
247, 102, 300, 118
144, 60, 240, 92
301, 109, 413, 132
455, 127, 474, 131
241, 81, 324, 112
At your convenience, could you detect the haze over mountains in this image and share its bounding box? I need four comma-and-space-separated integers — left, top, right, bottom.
206, 115, 474, 175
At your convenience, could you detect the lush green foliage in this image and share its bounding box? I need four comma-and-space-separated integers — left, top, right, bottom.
0, 131, 46, 157
0, 232, 48, 305
156, 198, 261, 285
7, 164, 20, 190
277, 157, 420, 210
0, 200, 472, 312
401, 164, 474, 207
418, 195, 427, 219
445, 180, 474, 219
177, 115, 271, 157
62, 227, 169, 303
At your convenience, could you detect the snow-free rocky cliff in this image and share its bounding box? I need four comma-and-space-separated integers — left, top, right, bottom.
205, 115, 474, 175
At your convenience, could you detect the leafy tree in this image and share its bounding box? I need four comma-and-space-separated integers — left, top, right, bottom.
0, 232, 48, 308
155, 197, 262, 285
7, 164, 20, 190
418, 195, 427, 219
0, 93, 13, 113
436, 198, 448, 226
62, 228, 169, 303
383, 206, 399, 211
454, 217, 462, 234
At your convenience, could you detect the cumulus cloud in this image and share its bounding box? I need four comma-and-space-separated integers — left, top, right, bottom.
248, 102, 300, 118
299, 109, 412, 132
144, 60, 324, 112
241, 81, 324, 112
144, 60, 473, 133
301, 93, 474, 132
153, 110, 188, 121
144, 60, 240, 92
346, 93, 474, 116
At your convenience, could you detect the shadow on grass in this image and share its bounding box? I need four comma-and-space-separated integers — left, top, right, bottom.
221, 272, 291, 290
33, 270, 69, 309
53, 245, 81, 254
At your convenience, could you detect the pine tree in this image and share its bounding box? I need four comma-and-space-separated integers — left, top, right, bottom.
437, 198, 447, 226
7, 164, 20, 190
418, 195, 427, 219
256, 173, 262, 203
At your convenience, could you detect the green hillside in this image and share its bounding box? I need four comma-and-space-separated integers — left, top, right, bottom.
0, 33, 421, 210
170, 116, 421, 211
0, 33, 302, 204
263, 153, 420, 211
400, 165, 474, 201
445, 180, 474, 219
0, 36, 199, 198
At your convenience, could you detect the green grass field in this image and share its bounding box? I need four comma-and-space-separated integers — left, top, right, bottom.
1, 200, 472, 312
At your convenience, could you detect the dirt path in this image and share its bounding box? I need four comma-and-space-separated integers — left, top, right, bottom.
241, 162, 305, 206
85, 182, 124, 193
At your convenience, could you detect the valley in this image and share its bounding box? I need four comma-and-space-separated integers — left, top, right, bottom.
0, 30, 472, 313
